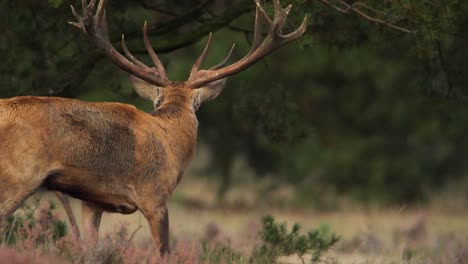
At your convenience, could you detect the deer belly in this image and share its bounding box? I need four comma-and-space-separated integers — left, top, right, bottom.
43, 172, 138, 214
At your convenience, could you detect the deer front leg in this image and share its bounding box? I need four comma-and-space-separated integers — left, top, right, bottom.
82, 201, 103, 244
141, 205, 170, 255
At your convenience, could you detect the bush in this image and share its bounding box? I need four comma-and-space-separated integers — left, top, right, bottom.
0, 199, 67, 246
200, 241, 243, 264
250, 215, 339, 263
1, 203, 339, 263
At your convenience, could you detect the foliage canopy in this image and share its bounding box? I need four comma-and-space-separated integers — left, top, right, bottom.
1, 0, 467, 203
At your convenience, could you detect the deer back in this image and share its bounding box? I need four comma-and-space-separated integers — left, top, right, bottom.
0, 96, 197, 188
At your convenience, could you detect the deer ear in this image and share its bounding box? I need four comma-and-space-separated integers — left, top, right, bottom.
194, 79, 227, 106
129, 76, 163, 105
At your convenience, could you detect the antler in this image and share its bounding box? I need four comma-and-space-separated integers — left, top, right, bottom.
185, 0, 308, 88
70, 0, 170, 87
70, 0, 306, 89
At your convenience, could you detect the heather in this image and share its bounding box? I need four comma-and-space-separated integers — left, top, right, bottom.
0, 199, 338, 263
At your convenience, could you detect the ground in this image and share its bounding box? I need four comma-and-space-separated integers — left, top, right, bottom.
35, 177, 468, 264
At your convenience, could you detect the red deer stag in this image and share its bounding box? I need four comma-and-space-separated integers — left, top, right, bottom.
0, 0, 306, 255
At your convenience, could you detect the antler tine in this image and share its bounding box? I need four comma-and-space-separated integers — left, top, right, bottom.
282, 15, 308, 39
69, 6, 83, 31
70, 5, 80, 21
210, 44, 236, 70
89, 0, 98, 10
255, 1, 273, 24
278, 4, 292, 33
143, 21, 168, 79
248, 2, 266, 56
184, 0, 307, 88
70, 0, 171, 87
99, 9, 110, 41
189, 32, 213, 80
270, 0, 292, 34
121, 34, 150, 69
81, 0, 87, 12
96, 0, 106, 22
272, 0, 282, 21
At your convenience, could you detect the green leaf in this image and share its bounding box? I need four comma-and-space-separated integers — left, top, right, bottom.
48, 0, 64, 8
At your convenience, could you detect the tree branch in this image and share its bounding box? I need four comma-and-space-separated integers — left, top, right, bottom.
319, 0, 417, 33
123, 0, 214, 40
115, 0, 254, 54
134, 0, 207, 16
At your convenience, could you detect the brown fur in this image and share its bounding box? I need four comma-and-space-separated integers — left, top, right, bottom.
0, 88, 198, 254
1, 0, 306, 253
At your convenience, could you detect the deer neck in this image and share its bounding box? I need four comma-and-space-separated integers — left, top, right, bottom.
151, 102, 198, 168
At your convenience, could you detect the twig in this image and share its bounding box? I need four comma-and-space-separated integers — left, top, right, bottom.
5, 216, 18, 245
127, 215, 143, 244
354, 2, 386, 16
319, 0, 416, 33
127, 225, 143, 243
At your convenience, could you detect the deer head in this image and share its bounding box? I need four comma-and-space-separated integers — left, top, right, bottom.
70, 0, 308, 113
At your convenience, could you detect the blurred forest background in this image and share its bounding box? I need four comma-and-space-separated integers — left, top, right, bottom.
1, 0, 468, 208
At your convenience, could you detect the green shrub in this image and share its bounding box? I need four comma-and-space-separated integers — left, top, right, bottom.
250, 215, 339, 263
200, 240, 244, 264
0, 199, 68, 246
